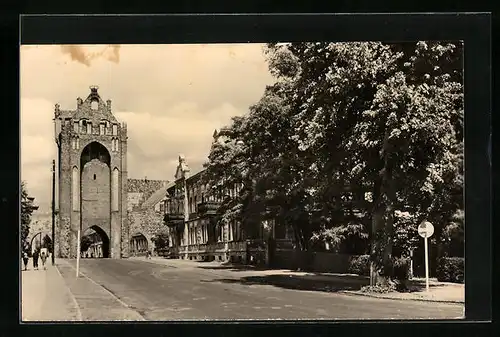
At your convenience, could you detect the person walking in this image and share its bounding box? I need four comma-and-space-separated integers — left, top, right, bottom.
32, 249, 39, 270
40, 250, 48, 270
22, 252, 29, 271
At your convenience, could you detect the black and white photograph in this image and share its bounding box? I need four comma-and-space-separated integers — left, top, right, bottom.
20, 41, 465, 321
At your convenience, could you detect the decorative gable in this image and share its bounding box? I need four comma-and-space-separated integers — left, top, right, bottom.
73, 85, 117, 123
174, 154, 190, 180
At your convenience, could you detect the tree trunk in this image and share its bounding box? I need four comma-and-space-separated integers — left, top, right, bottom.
370, 130, 396, 287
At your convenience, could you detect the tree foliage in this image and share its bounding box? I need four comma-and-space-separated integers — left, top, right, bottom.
21, 181, 36, 251
151, 232, 170, 250
203, 41, 463, 284
80, 235, 93, 253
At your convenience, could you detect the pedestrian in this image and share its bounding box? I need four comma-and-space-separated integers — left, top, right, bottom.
32, 249, 39, 270
40, 250, 47, 270
22, 252, 29, 271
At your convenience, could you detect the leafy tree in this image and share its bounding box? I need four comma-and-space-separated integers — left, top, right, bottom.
264, 42, 463, 285
80, 235, 93, 253
203, 41, 463, 288
310, 223, 369, 254
440, 209, 464, 257
21, 181, 37, 251
151, 232, 170, 250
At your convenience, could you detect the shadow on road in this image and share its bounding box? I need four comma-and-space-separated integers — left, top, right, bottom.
201, 274, 369, 293
196, 263, 270, 272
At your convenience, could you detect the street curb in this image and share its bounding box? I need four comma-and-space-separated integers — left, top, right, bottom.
61, 260, 146, 321
339, 290, 465, 304
54, 264, 83, 321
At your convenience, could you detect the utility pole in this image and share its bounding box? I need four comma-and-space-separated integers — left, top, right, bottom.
51, 159, 56, 265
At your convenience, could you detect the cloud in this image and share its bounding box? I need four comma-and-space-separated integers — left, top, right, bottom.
20, 44, 274, 213
116, 101, 242, 181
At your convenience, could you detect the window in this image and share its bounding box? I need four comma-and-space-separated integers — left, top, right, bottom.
217, 225, 223, 242
73, 121, 79, 133
87, 122, 92, 134
106, 121, 111, 135
228, 222, 233, 242
76, 137, 79, 150
194, 196, 197, 212
236, 222, 241, 241
112, 124, 118, 135
99, 123, 105, 135
91, 101, 98, 110
72, 138, 76, 150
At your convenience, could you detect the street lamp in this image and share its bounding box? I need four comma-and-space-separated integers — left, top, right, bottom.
51, 159, 56, 265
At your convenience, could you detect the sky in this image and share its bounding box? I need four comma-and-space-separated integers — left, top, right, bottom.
21, 44, 275, 213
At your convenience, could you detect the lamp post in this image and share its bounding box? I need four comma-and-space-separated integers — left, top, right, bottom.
51, 159, 56, 265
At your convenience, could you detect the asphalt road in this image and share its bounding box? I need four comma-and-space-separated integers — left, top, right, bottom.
62, 258, 464, 321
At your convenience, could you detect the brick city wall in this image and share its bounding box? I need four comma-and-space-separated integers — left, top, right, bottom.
126, 178, 169, 254
128, 207, 166, 252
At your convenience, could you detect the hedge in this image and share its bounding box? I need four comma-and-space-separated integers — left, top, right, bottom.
348, 255, 370, 276
436, 257, 464, 283
392, 256, 411, 281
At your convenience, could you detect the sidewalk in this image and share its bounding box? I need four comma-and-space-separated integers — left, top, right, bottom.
21, 260, 81, 322
128, 256, 464, 303
56, 259, 145, 321
342, 281, 465, 304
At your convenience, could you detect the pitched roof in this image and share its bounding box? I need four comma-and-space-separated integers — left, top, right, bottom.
141, 181, 175, 209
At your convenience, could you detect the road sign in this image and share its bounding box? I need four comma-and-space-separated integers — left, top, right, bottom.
418, 221, 434, 238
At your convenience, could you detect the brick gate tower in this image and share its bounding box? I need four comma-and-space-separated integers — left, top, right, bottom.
53, 86, 128, 258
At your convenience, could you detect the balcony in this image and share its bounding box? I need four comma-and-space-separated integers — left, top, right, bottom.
197, 201, 220, 216
164, 213, 184, 227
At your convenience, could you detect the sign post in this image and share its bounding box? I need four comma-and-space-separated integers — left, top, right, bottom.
418, 221, 435, 292
409, 248, 414, 280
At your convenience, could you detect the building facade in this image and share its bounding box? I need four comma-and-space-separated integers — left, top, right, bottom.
163, 155, 293, 264
54, 86, 128, 259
